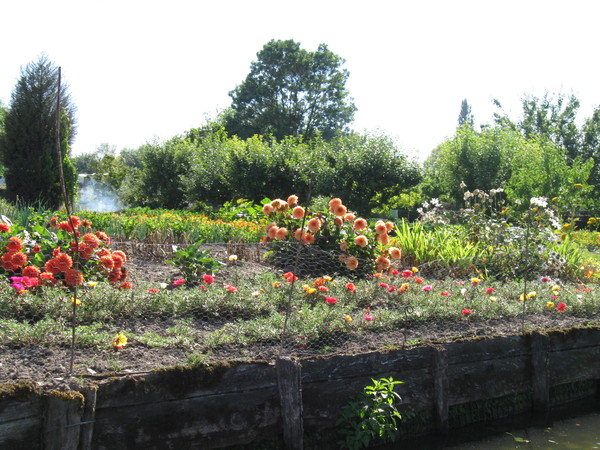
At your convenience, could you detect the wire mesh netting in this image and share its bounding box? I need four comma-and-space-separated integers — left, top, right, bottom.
102, 239, 415, 361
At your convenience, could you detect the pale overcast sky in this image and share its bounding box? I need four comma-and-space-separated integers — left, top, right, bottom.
1, 0, 598, 162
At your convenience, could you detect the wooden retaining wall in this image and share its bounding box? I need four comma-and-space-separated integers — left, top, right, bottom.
2, 328, 600, 449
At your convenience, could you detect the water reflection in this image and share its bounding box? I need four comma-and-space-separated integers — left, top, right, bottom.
448, 411, 600, 449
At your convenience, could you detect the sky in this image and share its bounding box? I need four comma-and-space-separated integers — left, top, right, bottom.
1, 0, 599, 163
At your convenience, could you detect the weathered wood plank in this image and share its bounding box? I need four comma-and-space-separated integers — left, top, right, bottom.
276, 357, 303, 450
93, 387, 281, 449
433, 346, 449, 434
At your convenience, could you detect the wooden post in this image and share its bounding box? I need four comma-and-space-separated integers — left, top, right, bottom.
531, 332, 549, 412
276, 357, 303, 450
43, 391, 85, 450
433, 346, 449, 434
79, 386, 97, 450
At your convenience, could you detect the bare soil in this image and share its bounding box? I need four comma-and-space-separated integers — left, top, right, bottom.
0, 252, 597, 392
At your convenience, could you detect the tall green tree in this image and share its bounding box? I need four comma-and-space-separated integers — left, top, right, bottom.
581, 105, 600, 209
493, 92, 581, 160
225, 39, 357, 141
0, 100, 7, 176
457, 99, 474, 127
0, 55, 77, 208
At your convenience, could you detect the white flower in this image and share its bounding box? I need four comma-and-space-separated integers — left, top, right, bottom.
530, 197, 548, 208
160, 282, 168, 289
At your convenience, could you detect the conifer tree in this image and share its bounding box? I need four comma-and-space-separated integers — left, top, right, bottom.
0, 55, 77, 208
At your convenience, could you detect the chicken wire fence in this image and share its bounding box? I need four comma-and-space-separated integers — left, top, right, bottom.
110, 240, 411, 360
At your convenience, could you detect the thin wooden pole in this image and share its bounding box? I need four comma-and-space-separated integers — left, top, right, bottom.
54, 67, 80, 375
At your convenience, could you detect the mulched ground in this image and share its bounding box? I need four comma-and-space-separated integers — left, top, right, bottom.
1, 252, 598, 392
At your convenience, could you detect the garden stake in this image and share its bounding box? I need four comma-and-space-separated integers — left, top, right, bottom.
54, 67, 81, 375
279, 181, 313, 354
521, 215, 531, 335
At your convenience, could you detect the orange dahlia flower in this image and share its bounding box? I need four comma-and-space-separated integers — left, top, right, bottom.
354, 235, 368, 248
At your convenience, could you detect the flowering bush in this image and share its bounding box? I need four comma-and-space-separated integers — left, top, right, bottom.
418, 185, 584, 281
0, 214, 130, 294
260, 195, 401, 277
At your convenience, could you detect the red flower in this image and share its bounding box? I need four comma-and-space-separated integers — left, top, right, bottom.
541, 277, 551, 282
282, 271, 298, 282
172, 278, 186, 286
64, 269, 84, 287
401, 270, 413, 278
318, 285, 329, 292
325, 296, 338, 305
345, 282, 356, 292
440, 291, 451, 297
391, 269, 399, 275
22, 265, 41, 278
379, 282, 389, 288
414, 277, 423, 284
557, 302, 566, 312
119, 282, 133, 290
0, 223, 10, 233
224, 284, 238, 293
461, 309, 472, 316
147, 288, 160, 294
486, 288, 495, 294
364, 307, 373, 321
202, 274, 215, 285
6, 236, 23, 253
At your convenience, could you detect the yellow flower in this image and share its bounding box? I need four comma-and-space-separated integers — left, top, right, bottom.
228, 254, 238, 261
587, 217, 597, 225
489, 296, 498, 302
251, 290, 261, 297
547, 301, 555, 308
471, 278, 481, 285
71, 297, 81, 306
273, 281, 281, 288
551, 285, 560, 292
573, 183, 584, 188
113, 333, 127, 348
412, 267, 419, 273
519, 293, 526, 301
323, 276, 333, 282
87, 281, 98, 287
551, 197, 559, 202
302, 284, 316, 295
344, 315, 353, 322
562, 224, 571, 232
527, 291, 537, 298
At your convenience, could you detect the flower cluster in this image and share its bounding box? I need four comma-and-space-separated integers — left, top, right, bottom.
0, 215, 130, 293
261, 195, 401, 276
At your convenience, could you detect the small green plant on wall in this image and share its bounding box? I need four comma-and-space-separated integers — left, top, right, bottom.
336, 377, 404, 449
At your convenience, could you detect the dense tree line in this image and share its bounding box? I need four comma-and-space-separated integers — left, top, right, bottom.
74, 128, 422, 216
420, 93, 600, 216
3, 50, 600, 219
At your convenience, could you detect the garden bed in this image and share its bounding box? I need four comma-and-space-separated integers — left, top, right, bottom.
1, 248, 600, 391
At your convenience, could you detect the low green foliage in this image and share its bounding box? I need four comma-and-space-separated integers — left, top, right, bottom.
336, 377, 404, 449
167, 241, 224, 280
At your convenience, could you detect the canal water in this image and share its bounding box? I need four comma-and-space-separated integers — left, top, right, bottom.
397, 400, 600, 449
447, 409, 600, 449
